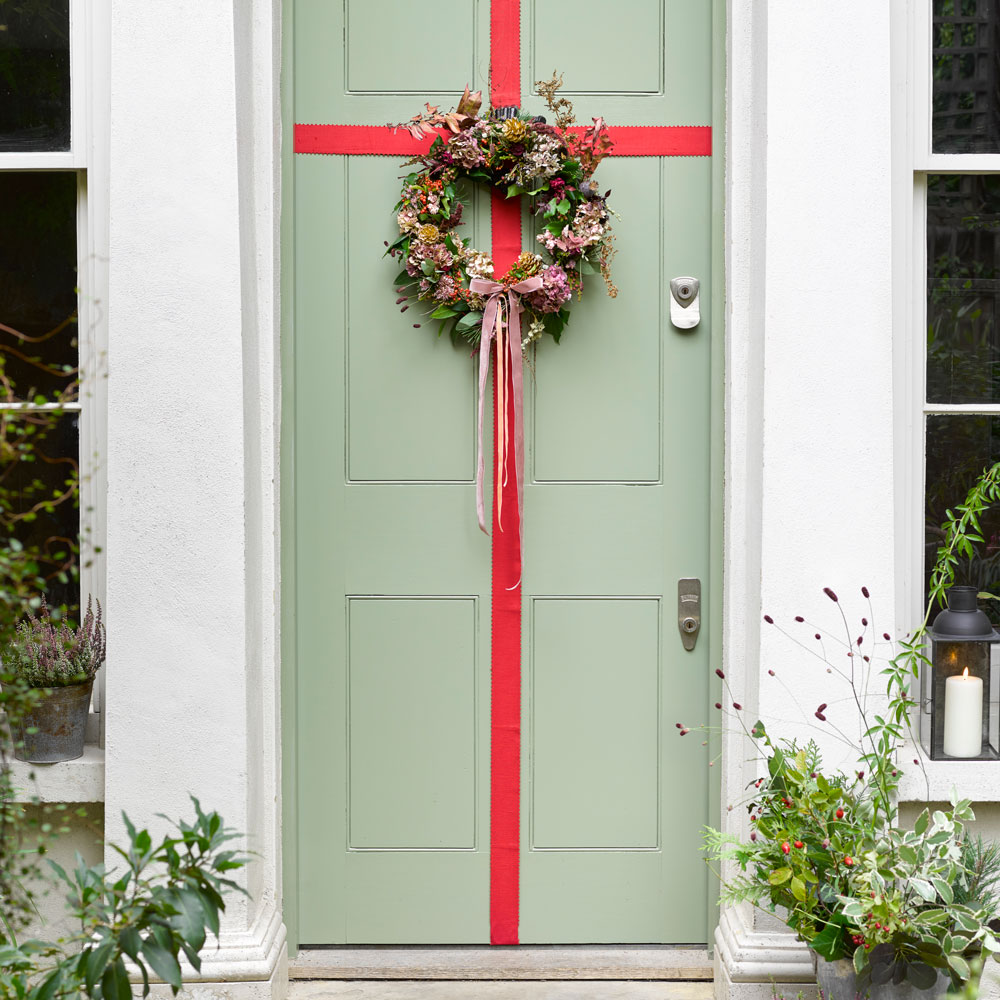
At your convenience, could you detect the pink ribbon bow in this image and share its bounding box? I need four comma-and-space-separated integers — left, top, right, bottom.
471, 275, 543, 536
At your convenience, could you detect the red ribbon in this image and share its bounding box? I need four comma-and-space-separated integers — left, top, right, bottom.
294, 122, 711, 158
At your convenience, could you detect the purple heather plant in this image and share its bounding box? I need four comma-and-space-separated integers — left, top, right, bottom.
3, 596, 106, 688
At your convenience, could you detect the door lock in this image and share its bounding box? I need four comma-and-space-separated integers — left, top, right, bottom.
678, 578, 701, 651
670, 276, 700, 330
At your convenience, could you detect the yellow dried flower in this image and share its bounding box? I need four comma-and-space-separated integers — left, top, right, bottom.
502, 118, 530, 144
417, 223, 441, 243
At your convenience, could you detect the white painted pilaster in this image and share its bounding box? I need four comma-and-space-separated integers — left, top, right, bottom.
719, 0, 896, 995
105, 1, 285, 995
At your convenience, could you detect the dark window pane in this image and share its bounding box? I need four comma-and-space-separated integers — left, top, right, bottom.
927, 174, 1000, 403
0, 411, 79, 616
0, 0, 70, 152
0, 172, 77, 403
925, 414, 1000, 620
933, 0, 1000, 153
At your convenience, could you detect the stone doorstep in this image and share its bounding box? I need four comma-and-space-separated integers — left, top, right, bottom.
289, 983, 714, 1000
290, 948, 713, 982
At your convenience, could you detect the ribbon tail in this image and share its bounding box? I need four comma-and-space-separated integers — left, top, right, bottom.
509, 297, 525, 587
476, 298, 499, 535
496, 300, 506, 532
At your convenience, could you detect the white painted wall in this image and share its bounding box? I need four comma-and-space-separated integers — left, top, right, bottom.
105, 1, 285, 996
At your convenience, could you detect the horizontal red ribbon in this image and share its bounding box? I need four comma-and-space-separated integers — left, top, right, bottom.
294, 123, 712, 158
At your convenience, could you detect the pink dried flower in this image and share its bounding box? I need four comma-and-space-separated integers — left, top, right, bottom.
526, 264, 572, 314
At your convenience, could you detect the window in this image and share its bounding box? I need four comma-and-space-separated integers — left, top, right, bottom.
0, 2, 106, 665
909, 0, 1000, 615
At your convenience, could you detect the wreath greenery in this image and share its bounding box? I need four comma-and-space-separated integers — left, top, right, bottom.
387, 76, 618, 349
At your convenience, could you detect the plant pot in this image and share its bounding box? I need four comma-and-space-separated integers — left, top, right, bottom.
815, 957, 951, 1000
13, 679, 93, 763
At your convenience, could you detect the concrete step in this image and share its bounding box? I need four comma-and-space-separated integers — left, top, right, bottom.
290, 948, 713, 983
290, 982, 715, 1000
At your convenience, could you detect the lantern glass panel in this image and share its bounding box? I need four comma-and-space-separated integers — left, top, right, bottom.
926, 638, 998, 760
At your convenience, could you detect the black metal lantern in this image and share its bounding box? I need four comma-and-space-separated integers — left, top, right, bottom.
921, 585, 1000, 760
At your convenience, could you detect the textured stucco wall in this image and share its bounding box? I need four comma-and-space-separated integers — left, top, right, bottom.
20, 805, 103, 943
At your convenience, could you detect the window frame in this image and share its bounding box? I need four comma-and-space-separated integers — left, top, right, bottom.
0, 1, 108, 724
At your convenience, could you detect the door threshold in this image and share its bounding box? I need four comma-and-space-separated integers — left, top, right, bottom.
289, 946, 712, 981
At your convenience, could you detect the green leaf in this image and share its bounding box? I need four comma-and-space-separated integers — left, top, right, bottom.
790, 876, 806, 902
930, 877, 953, 903
140, 940, 183, 990
118, 926, 141, 963
854, 945, 866, 974
947, 953, 971, 982
768, 867, 791, 885
811, 920, 845, 961
429, 305, 459, 319
557, 198, 570, 214
914, 809, 929, 837
101, 959, 132, 1000
175, 888, 207, 952
456, 311, 483, 332
84, 938, 116, 992
33, 969, 62, 1000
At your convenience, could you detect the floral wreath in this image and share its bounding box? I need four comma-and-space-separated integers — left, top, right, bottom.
387, 76, 618, 351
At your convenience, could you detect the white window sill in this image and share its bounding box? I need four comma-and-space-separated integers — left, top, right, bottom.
6, 744, 105, 803
896, 746, 1000, 804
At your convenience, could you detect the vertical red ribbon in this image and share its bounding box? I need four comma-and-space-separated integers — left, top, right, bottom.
488, 187, 524, 945
488, 0, 525, 946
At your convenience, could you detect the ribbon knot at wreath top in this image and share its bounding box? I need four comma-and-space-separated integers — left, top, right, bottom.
385, 77, 619, 535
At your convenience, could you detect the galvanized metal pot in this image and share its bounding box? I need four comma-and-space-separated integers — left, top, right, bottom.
815, 958, 950, 1000
13, 679, 93, 763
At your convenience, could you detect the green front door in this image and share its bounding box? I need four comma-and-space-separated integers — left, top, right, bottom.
286, 0, 719, 946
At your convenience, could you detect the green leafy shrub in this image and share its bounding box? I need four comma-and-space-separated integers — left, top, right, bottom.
691, 462, 1000, 991
0, 798, 246, 998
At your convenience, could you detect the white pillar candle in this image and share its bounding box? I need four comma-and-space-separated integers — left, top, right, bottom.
943, 668, 984, 758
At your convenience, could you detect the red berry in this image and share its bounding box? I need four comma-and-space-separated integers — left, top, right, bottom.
875, 923, 881, 930
836, 808, 844, 819
794, 841, 804, 849
844, 856, 854, 866
781, 842, 790, 855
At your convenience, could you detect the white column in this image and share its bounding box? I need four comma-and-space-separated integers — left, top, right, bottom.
105, 2, 285, 996
719, 0, 896, 996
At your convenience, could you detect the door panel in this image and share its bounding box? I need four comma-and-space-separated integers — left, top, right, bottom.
291, 0, 714, 945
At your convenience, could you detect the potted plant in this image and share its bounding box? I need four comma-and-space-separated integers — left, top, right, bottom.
2, 598, 105, 762
686, 464, 1000, 998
